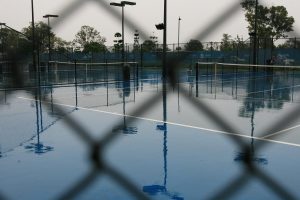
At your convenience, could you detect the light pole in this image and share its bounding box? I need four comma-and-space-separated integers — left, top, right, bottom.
163, 0, 167, 83
253, 0, 258, 65
177, 17, 181, 53
0, 23, 5, 64
43, 14, 59, 72
31, 0, 36, 72
110, 1, 136, 63
0, 23, 4, 74
155, 0, 167, 121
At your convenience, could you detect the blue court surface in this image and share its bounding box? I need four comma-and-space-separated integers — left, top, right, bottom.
1, 66, 300, 200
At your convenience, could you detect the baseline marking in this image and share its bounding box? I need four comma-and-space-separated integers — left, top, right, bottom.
18, 96, 300, 148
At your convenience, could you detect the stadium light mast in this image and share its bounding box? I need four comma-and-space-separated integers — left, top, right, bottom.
31, 0, 37, 72
110, 1, 136, 64
43, 15, 59, 60
43, 14, 59, 72
155, 0, 167, 121
163, 0, 167, 83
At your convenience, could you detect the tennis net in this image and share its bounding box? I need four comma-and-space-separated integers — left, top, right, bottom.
194, 62, 300, 101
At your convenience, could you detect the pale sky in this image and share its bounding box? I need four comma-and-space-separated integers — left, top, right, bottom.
1, 0, 299, 46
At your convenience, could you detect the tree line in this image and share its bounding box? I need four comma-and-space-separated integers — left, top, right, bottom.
0, 1, 296, 55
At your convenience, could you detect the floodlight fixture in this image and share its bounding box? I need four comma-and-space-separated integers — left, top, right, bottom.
43, 14, 59, 18
110, 1, 136, 63
121, 1, 136, 6
43, 14, 59, 71
155, 23, 165, 30
110, 2, 122, 7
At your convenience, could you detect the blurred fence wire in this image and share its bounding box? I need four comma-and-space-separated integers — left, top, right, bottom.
1, 0, 300, 199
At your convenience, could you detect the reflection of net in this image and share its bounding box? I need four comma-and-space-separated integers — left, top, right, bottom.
78, 82, 135, 108
41, 81, 136, 109
195, 62, 300, 101
48, 61, 138, 85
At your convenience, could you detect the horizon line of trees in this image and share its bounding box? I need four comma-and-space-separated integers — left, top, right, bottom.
0, 1, 297, 54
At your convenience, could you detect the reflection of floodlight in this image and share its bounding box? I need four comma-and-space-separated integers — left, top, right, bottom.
156, 123, 167, 131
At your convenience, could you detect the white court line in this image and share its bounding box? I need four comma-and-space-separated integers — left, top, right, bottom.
262, 124, 300, 139
17, 96, 300, 148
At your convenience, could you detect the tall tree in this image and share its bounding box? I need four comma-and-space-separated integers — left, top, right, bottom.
220, 34, 233, 51
83, 42, 107, 53
53, 37, 71, 53
269, 6, 295, 39
220, 34, 249, 51
20, 22, 71, 54
74, 25, 106, 52
184, 39, 203, 51
0, 27, 23, 53
22, 21, 53, 53
241, 1, 294, 40
141, 40, 156, 52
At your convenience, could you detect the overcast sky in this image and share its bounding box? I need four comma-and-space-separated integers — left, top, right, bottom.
1, 0, 299, 46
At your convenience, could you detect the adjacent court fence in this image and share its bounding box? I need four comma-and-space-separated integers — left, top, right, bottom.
34, 37, 300, 66
2, 36, 300, 71
1, 0, 300, 199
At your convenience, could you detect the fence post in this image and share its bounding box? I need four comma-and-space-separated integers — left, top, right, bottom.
106, 59, 109, 106
196, 62, 199, 97
140, 44, 143, 83
136, 62, 139, 83
292, 67, 295, 102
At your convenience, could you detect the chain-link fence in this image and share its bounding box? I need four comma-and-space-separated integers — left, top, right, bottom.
1, 0, 300, 199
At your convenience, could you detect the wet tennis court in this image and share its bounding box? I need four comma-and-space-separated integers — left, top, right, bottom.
1, 64, 300, 199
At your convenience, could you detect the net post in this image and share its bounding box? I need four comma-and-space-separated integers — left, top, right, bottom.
214, 62, 217, 98
54, 61, 58, 75
140, 44, 143, 83
74, 59, 78, 108
85, 64, 88, 80
74, 60, 78, 86
134, 63, 136, 102
221, 63, 224, 92
135, 62, 138, 83
235, 63, 238, 99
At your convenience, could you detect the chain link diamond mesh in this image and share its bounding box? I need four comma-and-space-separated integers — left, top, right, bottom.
1, 0, 299, 199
